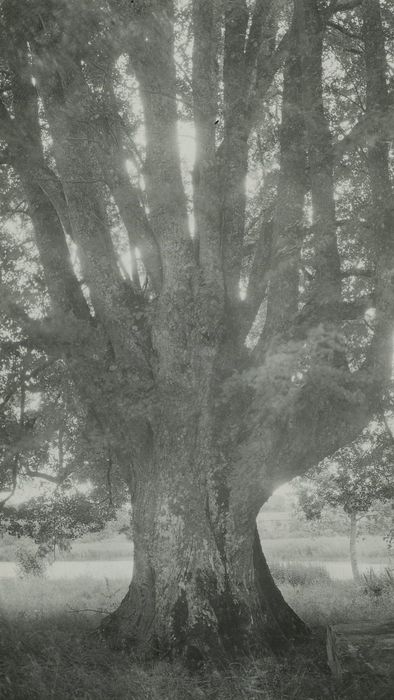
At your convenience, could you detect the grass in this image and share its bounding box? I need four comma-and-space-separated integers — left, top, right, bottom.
284, 577, 394, 628
0, 572, 393, 698
61, 536, 134, 561
261, 534, 391, 562
0, 575, 128, 618
270, 561, 331, 586
0, 533, 391, 563
0, 535, 134, 562
0, 626, 332, 700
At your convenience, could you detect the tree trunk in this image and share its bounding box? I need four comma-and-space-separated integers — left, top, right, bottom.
101, 529, 156, 656
349, 512, 360, 581
102, 382, 309, 660
252, 526, 309, 648
104, 491, 309, 662
103, 428, 228, 661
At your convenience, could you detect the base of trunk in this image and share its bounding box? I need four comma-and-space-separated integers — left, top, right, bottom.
101, 529, 309, 663
101, 558, 156, 656
251, 525, 310, 651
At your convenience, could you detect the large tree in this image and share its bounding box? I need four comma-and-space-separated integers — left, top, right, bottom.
0, 0, 393, 660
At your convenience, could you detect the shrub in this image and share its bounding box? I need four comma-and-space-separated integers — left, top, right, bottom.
270, 561, 331, 586
363, 567, 394, 597
15, 541, 48, 578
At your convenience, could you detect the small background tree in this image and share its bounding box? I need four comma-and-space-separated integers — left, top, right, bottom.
0, 489, 113, 563
294, 427, 394, 580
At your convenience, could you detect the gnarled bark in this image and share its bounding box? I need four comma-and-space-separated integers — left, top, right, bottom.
103, 456, 309, 661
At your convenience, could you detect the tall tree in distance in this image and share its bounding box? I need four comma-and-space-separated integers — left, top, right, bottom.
0, 0, 393, 660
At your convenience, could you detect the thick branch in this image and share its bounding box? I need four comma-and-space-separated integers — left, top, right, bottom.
245, 0, 274, 73
361, 0, 394, 391
247, 30, 292, 132
24, 463, 75, 485
93, 84, 162, 292
330, 0, 362, 14
338, 297, 374, 320
259, 31, 307, 345
0, 103, 16, 151
0, 456, 18, 509
297, 0, 342, 308
132, 12, 195, 296
192, 0, 223, 310
1, 46, 91, 322
333, 106, 394, 162
340, 267, 374, 278
32, 51, 152, 377
328, 19, 362, 40
219, 8, 293, 313
220, 0, 250, 307
0, 97, 74, 240
35, 165, 73, 241
241, 220, 273, 337
109, 172, 162, 292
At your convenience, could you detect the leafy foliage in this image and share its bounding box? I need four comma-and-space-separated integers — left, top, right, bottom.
15, 540, 48, 578
362, 568, 394, 598
0, 491, 113, 557
295, 426, 394, 521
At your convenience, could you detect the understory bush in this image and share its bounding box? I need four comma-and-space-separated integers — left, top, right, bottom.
262, 534, 391, 561
15, 541, 48, 578
363, 567, 394, 597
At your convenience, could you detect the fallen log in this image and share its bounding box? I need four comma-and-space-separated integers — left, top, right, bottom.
327, 620, 394, 686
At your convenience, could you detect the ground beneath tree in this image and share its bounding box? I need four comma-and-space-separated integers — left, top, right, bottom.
1, 576, 393, 698
0, 613, 331, 699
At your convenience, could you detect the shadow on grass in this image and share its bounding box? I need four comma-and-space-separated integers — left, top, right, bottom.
0, 577, 393, 699
0, 611, 330, 700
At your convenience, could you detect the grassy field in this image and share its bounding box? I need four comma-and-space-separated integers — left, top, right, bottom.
0, 533, 390, 563
60, 536, 134, 561
0, 569, 393, 698
261, 534, 391, 562
0, 535, 134, 562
